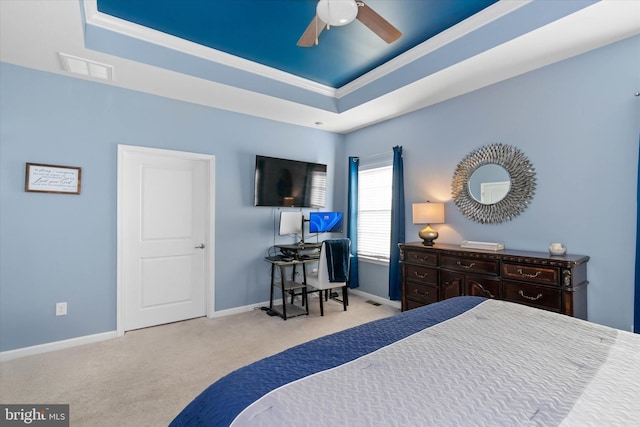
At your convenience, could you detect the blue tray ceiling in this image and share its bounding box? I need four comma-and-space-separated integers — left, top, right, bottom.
97, 0, 498, 88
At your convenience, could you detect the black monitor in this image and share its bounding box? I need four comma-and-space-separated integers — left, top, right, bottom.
309, 212, 343, 233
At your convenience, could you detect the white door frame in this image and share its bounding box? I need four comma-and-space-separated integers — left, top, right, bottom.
116, 144, 215, 337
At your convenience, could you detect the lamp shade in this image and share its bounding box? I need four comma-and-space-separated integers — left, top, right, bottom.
412, 202, 445, 224
316, 0, 359, 26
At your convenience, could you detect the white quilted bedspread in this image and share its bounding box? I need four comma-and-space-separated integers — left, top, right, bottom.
231, 300, 640, 426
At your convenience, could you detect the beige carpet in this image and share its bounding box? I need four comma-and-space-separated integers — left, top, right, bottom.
0, 294, 398, 426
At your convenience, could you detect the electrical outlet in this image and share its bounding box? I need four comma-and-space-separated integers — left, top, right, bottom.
56, 302, 67, 316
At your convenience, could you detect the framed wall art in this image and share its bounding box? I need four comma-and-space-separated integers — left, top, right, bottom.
25, 163, 82, 195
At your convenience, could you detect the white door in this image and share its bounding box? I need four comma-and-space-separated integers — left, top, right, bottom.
118, 145, 213, 332
480, 181, 510, 204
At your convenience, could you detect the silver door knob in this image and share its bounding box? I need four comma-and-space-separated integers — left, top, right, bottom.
195, 243, 205, 249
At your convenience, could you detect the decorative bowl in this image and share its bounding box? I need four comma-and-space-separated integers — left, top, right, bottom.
548, 243, 566, 256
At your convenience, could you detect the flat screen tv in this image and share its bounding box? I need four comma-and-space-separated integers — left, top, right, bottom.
309, 211, 343, 233
254, 155, 327, 208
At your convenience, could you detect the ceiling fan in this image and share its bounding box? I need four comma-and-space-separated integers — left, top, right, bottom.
297, 0, 402, 47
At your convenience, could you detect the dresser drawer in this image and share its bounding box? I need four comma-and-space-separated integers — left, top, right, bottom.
404, 249, 438, 266
466, 276, 501, 299
441, 255, 499, 275
405, 298, 430, 311
406, 264, 438, 285
405, 282, 438, 306
502, 263, 559, 285
503, 281, 561, 312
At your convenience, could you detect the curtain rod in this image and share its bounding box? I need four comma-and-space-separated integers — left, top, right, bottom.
360, 151, 392, 160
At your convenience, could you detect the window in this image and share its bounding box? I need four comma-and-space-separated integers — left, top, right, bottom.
357, 165, 392, 261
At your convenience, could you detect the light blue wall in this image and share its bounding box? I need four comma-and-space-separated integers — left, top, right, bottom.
0, 64, 344, 351
1, 34, 638, 352
347, 35, 640, 332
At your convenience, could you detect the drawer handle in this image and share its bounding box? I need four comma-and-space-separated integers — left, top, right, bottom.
519, 290, 543, 301
517, 269, 541, 279
413, 254, 431, 262
457, 261, 475, 269
472, 282, 495, 298
414, 289, 429, 297
413, 271, 429, 279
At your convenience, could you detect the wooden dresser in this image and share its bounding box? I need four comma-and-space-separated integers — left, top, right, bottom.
399, 242, 589, 319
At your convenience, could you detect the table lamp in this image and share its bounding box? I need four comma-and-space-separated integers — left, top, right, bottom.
412, 202, 445, 246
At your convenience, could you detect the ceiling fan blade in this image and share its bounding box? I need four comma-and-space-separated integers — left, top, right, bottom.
356, 2, 402, 44
297, 15, 326, 47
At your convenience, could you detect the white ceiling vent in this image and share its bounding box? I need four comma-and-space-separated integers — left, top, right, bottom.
58, 53, 114, 81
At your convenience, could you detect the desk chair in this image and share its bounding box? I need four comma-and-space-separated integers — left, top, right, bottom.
305, 239, 350, 316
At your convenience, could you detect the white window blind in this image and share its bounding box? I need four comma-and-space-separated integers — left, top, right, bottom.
357, 165, 392, 261
310, 170, 326, 208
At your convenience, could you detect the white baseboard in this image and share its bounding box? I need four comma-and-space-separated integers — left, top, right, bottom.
209, 299, 280, 318
1, 293, 395, 361
349, 289, 402, 310
0, 331, 117, 362
2, 301, 278, 361
210, 291, 401, 317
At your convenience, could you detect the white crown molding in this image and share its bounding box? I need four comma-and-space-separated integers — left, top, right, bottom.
83, 0, 530, 100
336, 0, 532, 97
82, 0, 338, 97
7, 0, 632, 134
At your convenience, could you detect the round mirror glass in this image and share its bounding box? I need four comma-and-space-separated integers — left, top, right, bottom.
468, 164, 511, 204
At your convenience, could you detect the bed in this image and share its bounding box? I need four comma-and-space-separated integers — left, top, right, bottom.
170, 296, 639, 426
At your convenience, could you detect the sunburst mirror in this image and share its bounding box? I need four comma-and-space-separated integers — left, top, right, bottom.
451, 143, 536, 224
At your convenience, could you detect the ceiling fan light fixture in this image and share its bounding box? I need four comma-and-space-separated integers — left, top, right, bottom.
316, 0, 358, 26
